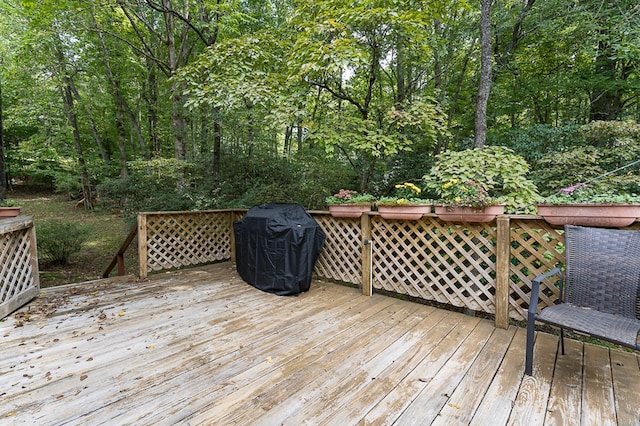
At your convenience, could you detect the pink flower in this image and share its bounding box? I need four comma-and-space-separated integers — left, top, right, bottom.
559, 183, 586, 195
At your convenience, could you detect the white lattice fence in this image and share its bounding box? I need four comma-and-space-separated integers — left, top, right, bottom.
139, 211, 234, 278
0, 217, 39, 319
313, 213, 363, 285
508, 219, 640, 321
371, 215, 498, 314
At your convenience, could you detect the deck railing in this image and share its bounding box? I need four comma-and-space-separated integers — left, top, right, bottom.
0, 216, 40, 319
136, 210, 640, 328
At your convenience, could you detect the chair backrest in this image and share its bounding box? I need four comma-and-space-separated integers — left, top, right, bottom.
564, 225, 640, 319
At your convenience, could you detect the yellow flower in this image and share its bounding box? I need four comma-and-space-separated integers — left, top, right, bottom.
443, 179, 458, 190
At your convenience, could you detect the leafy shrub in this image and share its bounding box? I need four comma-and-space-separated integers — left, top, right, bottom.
423, 146, 540, 213
37, 221, 92, 265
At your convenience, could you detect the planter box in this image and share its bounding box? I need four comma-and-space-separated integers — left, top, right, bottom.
435, 205, 505, 223
377, 204, 432, 220
536, 203, 640, 227
328, 204, 371, 218
0, 207, 21, 219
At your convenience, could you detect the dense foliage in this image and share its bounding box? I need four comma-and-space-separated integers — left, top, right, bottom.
0, 1, 639, 212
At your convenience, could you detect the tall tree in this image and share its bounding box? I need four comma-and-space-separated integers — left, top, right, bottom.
0, 60, 6, 201
54, 36, 94, 209
474, 0, 492, 148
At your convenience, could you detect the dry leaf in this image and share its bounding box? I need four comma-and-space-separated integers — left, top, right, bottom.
80, 375, 88, 381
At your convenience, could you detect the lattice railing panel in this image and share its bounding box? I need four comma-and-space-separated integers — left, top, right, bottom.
145, 212, 232, 273
508, 219, 564, 321
137, 210, 640, 323
507, 220, 640, 321
313, 213, 362, 285
371, 216, 498, 314
1, 218, 39, 319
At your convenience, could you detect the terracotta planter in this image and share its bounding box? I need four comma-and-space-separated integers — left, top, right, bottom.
435, 204, 505, 223
536, 203, 640, 227
0, 206, 21, 219
328, 204, 371, 218
377, 204, 432, 220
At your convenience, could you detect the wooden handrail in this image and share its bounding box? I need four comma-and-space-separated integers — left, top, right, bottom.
102, 223, 138, 278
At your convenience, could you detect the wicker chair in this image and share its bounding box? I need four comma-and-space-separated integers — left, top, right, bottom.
525, 225, 640, 376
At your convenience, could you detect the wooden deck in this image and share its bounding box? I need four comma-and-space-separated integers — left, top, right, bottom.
2, 262, 639, 425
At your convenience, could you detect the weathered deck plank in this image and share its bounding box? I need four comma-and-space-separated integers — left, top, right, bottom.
1, 262, 639, 425
470, 327, 527, 425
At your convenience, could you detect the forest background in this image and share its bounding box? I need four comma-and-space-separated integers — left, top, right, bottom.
1, 0, 639, 216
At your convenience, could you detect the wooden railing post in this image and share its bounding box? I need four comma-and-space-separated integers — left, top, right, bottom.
138, 213, 148, 280
495, 215, 511, 329
229, 212, 236, 264
361, 213, 372, 296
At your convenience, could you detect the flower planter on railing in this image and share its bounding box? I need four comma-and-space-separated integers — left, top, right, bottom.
0, 207, 21, 219
377, 204, 432, 220
435, 204, 505, 223
536, 203, 640, 227
328, 204, 372, 218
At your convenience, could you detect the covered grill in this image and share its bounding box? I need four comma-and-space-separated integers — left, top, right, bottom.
233, 203, 326, 295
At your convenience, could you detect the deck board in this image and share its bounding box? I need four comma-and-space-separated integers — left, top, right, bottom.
1, 262, 639, 425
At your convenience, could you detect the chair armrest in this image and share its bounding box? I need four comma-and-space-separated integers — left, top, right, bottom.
529, 267, 563, 315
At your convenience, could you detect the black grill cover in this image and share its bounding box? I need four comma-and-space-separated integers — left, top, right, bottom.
233, 203, 326, 295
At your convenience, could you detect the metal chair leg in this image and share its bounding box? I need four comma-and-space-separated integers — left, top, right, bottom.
525, 312, 536, 375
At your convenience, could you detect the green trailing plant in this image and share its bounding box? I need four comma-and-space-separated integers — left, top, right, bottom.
325, 189, 375, 205
0, 199, 20, 207
540, 182, 640, 205
37, 220, 92, 265
422, 146, 540, 214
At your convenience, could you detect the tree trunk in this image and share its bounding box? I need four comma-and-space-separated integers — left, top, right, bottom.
213, 108, 221, 179
590, 38, 623, 121
146, 59, 160, 156
116, 94, 129, 178
61, 75, 93, 209
93, 11, 145, 161
474, 0, 493, 149
396, 32, 406, 105
163, 0, 188, 160
297, 124, 303, 152
0, 69, 6, 201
